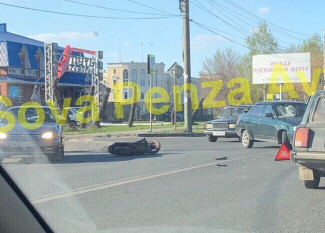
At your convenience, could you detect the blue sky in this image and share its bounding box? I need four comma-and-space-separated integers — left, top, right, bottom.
1, 0, 324, 77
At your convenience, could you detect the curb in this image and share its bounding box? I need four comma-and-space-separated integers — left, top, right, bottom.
137, 133, 205, 137
66, 132, 205, 139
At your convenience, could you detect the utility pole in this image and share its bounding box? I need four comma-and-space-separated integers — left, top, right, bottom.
147, 54, 155, 132
150, 72, 153, 132
181, 0, 192, 132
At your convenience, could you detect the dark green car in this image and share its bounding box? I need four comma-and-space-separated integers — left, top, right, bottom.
236, 101, 307, 148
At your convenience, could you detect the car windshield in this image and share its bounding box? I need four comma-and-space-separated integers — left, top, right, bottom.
1, 1, 325, 233
275, 103, 306, 118
219, 107, 249, 118
1, 108, 56, 124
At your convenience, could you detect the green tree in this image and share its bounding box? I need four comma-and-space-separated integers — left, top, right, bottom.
286, 34, 323, 101
239, 21, 279, 102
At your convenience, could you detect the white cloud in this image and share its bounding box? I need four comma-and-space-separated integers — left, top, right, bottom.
191, 34, 225, 51
257, 7, 270, 15
27, 32, 98, 42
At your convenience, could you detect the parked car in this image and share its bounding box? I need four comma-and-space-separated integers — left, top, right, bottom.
291, 90, 325, 189
236, 101, 307, 148
204, 105, 252, 142
66, 107, 81, 125
0, 106, 64, 162
177, 113, 184, 121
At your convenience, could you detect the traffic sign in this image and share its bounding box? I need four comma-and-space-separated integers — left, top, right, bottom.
147, 54, 156, 74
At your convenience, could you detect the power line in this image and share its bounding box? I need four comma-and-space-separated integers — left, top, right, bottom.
63, 0, 171, 16
126, 0, 179, 17
205, 0, 296, 45
192, 0, 293, 51
190, 0, 250, 37
223, 0, 312, 38
0, 2, 178, 20
191, 20, 249, 49
219, 0, 303, 41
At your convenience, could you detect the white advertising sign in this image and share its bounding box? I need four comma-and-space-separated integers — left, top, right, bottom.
252, 53, 310, 84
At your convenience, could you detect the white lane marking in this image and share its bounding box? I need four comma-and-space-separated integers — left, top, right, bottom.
32, 152, 266, 204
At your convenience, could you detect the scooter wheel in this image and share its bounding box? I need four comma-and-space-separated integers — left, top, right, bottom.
149, 141, 161, 155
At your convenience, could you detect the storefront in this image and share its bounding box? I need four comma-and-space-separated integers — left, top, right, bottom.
0, 23, 90, 106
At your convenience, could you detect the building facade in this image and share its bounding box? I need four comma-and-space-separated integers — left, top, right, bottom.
0, 23, 90, 107
104, 61, 212, 121
104, 62, 173, 120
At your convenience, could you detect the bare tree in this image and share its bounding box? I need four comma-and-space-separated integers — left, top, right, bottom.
128, 103, 137, 127
199, 48, 241, 115
200, 48, 241, 81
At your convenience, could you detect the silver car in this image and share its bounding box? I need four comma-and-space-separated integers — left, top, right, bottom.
0, 106, 64, 163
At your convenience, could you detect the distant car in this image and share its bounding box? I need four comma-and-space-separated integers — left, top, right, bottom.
0, 106, 64, 162
176, 113, 184, 121
291, 90, 325, 189
204, 105, 252, 142
236, 101, 307, 148
66, 107, 81, 125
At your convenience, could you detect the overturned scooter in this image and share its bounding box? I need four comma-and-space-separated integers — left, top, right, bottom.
108, 138, 161, 156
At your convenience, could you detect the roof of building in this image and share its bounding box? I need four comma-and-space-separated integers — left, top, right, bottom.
107, 61, 165, 66
0, 31, 44, 47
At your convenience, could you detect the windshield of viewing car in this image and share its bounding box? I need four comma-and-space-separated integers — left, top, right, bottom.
275, 103, 306, 118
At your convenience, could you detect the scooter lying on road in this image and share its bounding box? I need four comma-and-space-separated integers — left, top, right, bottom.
107, 138, 161, 156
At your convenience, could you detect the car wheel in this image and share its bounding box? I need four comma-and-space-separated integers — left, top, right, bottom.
48, 144, 64, 163
208, 135, 218, 142
304, 174, 320, 189
241, 130, 253, 148
281, 131, 291, 149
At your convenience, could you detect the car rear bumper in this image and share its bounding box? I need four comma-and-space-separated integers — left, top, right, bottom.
291, 151, 325, 170
204, 130, 238, 138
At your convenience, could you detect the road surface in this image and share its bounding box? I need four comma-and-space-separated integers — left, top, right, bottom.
2, 136, 325, 233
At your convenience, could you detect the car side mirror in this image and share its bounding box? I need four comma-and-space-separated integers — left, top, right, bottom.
265, 113, 274, 118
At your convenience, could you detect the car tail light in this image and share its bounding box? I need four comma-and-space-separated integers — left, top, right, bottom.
295, 128, 310, 148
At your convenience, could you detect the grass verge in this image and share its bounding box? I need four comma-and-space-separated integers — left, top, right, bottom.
64, 122, 205, 135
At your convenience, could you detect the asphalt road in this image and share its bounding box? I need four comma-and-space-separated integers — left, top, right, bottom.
2, 136, 325, 233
